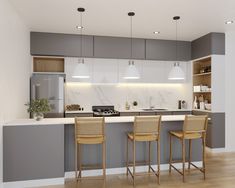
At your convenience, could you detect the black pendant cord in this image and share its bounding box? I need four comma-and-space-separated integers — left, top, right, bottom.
175, 18, 178, 63
173, 16, 180, 65
130, 15, 133, 61
80, 11, 83, 60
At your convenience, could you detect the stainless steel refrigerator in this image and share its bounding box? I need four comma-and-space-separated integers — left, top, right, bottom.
30, 74, 65, 118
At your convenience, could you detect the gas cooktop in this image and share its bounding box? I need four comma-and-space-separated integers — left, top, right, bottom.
92, 106, 120, 117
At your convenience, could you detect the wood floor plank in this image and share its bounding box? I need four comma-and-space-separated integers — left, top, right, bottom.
37, 151, 235, 188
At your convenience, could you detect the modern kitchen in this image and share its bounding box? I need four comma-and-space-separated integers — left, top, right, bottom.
1, 1, 235, 188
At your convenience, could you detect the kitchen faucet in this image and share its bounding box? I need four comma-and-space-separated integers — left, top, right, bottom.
149, 96, 155, 109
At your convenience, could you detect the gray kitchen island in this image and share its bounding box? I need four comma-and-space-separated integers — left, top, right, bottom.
3, 115, 203, 185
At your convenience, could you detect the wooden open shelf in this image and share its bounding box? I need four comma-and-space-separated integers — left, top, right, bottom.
33, 57, 65, 72
192, 57, 212, 110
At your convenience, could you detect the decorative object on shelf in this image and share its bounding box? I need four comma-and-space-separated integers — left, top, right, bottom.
132, 101, 138, 109
72, 7, 90, 79
168, 16, 185, 80
125, 101, 130, 110
25, 99, 50, 121
133, 101, 138, 106
124, 12, 140, 80
199, 95, 205, 110
65, 104, 81, 111
181, 100, 187, 109
205, 103, 211, 111
193, 96, 198, 109
178, 100, 182, 109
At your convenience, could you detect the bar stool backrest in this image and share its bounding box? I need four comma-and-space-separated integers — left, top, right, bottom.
183, 115, 208, 133
134, 116, 161, 135
75, 117, 105, 137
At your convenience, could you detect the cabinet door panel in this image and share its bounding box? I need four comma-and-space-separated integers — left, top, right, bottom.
120, 112, 140, 116
65, 57, 93, 82
94, 36, 145, 59
146, 39, 191, 61
31, 32, 93, 57
92, 59, 118, 83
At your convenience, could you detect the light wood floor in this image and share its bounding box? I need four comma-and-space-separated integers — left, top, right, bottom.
38, 151, 235, 188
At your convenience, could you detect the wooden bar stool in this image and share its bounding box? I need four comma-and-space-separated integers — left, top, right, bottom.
169, 115, 208, 182
126, 116, 161, 186
74, 117, 106, 181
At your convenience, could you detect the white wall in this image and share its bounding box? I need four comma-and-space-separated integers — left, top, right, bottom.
0, 0, 30, 185
225, 31, 235, 151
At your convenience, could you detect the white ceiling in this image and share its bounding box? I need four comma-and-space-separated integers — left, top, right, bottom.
9, 0, 235, 41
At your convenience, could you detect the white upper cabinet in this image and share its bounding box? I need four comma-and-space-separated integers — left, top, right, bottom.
142, 61, 165, 83
65, 57, 93, 83
117, 59, 143, 83
92, 59, 118, 84
65, 57, 190, 84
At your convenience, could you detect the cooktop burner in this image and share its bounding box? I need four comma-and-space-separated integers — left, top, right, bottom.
92, 106, 120, 117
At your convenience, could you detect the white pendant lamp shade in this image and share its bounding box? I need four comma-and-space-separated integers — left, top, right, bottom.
168, 16, 185, 80
168, 62, 185, 80
124, 60, 140, 79
72, 59, 90, 79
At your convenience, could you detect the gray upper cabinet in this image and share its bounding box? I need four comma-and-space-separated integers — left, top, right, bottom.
146, 39, 191, 61
30, 32, 93, 57
94, 36, 145, 59
191, 32, 225, 60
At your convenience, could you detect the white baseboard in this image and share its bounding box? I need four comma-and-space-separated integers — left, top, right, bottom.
2, 162, 203, 187
3, 177, 64, 188
206, 147, 226, 153
65, 161, 202, 178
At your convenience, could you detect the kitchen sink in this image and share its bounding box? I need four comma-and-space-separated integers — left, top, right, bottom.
142, 108, 168, 111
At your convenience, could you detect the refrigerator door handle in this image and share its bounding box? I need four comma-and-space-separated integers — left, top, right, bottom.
35, 84, 40, 100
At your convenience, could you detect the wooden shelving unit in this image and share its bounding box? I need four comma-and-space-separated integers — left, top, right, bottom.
192, 57, 211, 110
33, 57, 65, 73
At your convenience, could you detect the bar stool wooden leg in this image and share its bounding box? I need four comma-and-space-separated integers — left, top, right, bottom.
75, 142, 78, 180
133, 140, 136, 186
126, 136, 129, 176
188, 139, 192, 170
103, 141, 106, 180
148, 141, 151, 173
78, 144, 82, 179
202, 137, 206, 180
157, 140, 160, 185
182, 139, 185, 182
169, 134, 172, 173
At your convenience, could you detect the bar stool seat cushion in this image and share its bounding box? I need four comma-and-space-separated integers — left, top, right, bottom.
128, 133, 158, 141
170, 131, 202, 139
77, 136, 105, 144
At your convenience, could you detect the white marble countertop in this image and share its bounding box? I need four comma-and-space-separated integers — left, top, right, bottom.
65, 110, 93, 114
4, 115, 187, 126
65, 109, 192, 114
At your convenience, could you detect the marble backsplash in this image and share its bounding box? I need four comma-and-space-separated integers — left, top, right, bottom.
65, 83, 192, 111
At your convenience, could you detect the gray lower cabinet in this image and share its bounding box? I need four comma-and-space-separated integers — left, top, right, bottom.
3, 124, 64, 182
139, 112, 156, 116
156, 111, 172, 115
120, 112, 140, 116
192, 110, 225, 148
65, 113, 93, 117
94, 36, 145, 59
146, 39, 191, 61
172, 111, 192, 115
31, 32, 93, 57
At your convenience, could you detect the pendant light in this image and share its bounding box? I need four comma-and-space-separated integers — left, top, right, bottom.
123, 12, 140, 79
72, 7, 90, 79
168, 16, 185, 80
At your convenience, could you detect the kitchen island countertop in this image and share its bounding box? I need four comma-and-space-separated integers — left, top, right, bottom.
4, 115, 187, 126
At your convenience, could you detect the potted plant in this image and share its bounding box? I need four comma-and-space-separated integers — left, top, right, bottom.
25, 99, 51, 121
